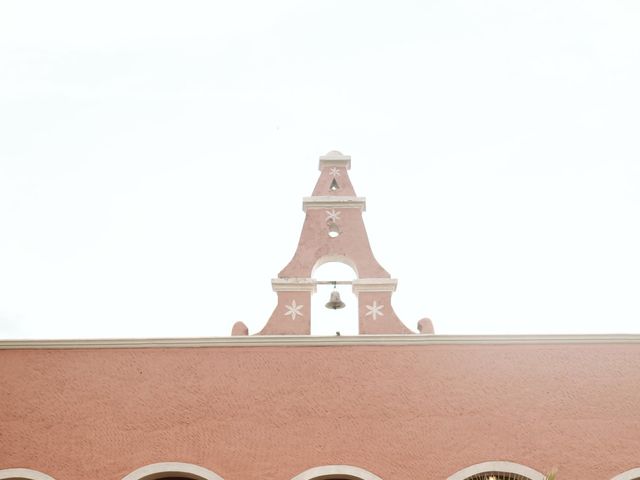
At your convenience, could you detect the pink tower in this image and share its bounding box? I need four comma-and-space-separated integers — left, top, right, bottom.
237, 150, 433, 336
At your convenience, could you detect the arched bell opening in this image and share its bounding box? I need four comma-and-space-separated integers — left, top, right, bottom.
311, 260, 358, 336
312, 255, 359, 277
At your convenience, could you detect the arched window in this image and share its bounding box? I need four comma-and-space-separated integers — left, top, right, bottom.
290, 465, 384, 480
121, 462, 224, 480
464, 474, 534, 480
611, 468, 640, 480
0, 469, 56, 480
447, 461, 546, 480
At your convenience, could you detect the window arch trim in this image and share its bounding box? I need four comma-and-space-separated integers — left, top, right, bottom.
0, 469, 56, 480
290, 465, 384, 480
447, 461, 546, 480
611, 468, 640, 480
121, 462, 224, 480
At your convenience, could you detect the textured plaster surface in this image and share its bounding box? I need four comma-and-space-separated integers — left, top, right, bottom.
357, 292, 411, 335
259, 291, 312, 335
279, 207, 389, 280
1, 344, 639, 480
311, 163, 356, 197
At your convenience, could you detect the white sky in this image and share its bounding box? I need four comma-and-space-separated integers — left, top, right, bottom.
1, 1, 639, 339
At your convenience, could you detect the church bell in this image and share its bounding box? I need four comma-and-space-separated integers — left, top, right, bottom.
325, 289, 346, 310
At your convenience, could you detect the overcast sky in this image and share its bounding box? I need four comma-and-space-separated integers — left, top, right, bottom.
1, 1, 639, 339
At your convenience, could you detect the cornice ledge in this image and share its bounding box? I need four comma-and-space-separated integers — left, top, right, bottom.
318, 152, 351, 170
352, 278, 398, 293
302, 196, 366, 212
1, 334, 640, 350
272, 278, 317, 292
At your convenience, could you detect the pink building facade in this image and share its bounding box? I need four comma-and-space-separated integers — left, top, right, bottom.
1, 152, 639, 480
2, 336, 640, 480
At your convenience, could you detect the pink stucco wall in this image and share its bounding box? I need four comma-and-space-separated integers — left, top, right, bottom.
1, 342, 639, 480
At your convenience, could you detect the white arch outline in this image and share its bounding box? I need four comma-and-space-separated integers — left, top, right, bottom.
447, 461, 546, 480
611, 468, 640, 480
0, 469, 56, 480
312, 255, 360, 279
291, 465, 384, 480
121, 462, 224, 480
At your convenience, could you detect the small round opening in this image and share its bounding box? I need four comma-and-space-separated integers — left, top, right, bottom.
328, 222, 341, 238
